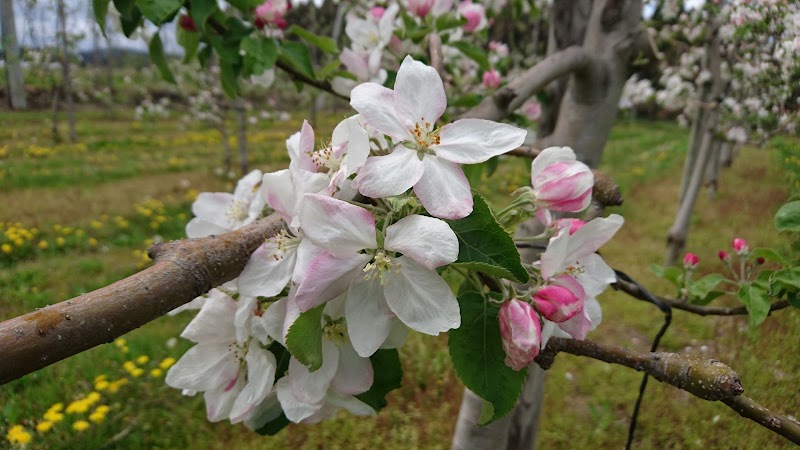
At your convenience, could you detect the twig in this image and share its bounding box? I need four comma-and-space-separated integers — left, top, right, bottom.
427, 33, 445, 80
0, 215, 284, 385
722, 395, 800, 445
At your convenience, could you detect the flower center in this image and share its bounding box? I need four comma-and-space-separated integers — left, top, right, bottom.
363, 251, 401, 285
323, 318, 348, 344
410, 120, 440, 159
226, 200, 250, 222
266, 229, 299, 261
307, 141, 343, 173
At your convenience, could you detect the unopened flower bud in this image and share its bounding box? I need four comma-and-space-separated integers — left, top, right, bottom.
756, 257, 765, 265
532, 149, 593, 212
552, 218, 587, 236
498, 299, 542, 371
532, 284, 582, 323
732, 238, 749, 255
482, 69, 501, 89
370, 6, 386, 19
683, 252, 699, 269
718, 250, 730, 262
179, 15, 196, 32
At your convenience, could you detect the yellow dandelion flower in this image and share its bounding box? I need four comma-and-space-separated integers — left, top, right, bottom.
35, 421, 53, 433
88, 238, 98, 247
95, 380, 109, 391
94, 405, 110, 415
13, 238, 23, 246
56, 237, 66, 247
86, 392, 101, 404
66, 399, 90, 414
159, 357, 176, 370
72, 420, 90, 432
114, 338, 127, 347
88, 412, 105, 424
150, 368, 163, 378
38, 240, 48, 249
1, 244, 11, 254
131, 368, 144, 378
6, 425, 32, 445
120, 345, 129, 354
122, 361, 137, 372
136, 355, 149, 365
48, 403, 64, 413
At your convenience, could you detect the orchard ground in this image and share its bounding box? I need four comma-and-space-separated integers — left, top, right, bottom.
0, 109, 798, 449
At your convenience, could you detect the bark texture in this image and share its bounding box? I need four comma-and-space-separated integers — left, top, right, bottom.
1, 0, 27, 109
57, 0, 76, 143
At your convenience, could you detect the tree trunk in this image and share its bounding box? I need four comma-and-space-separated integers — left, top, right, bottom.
235, 97, 249, 175
704, 138, 722, 199
50, 86, 61, 142
219, 124, 233, 176
57, 0, 76, 143
720, 141, 734, 168
1, 0, 27, 109
679, 106, 706, 203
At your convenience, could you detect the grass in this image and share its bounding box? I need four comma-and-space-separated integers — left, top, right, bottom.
1, 111, 798, 449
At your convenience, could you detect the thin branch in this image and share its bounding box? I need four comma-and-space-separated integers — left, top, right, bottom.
463, 46, 592, 121
427, 33, 445, 80
537, 337, 800, 445
613, 277, 791, 316
0, 215, 284, 385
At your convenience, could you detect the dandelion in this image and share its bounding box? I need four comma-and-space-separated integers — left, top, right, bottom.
131, 368, 144, 378
6, 425, 32, 445
150, 368, 164, 378
35, 421, 53, 433
95, 380, 109, 391
158, 357, 176, 370
88, 238, 98, 247
88, 412, 106, 423
114, 338, 127, 347
56, 237, 65, 247
135, 355, 149, 365
94, 405, 110, 415
72, 420, 90, 432
38, 240, 48, 250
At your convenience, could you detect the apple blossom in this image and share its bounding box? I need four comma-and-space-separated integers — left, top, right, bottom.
530, 147, 593, 224
458, 1, 487, 33
350, 56, 526, 219
520, 98, 542, 122
482, 69, 501, 89
499, 299, 542, 371
719, 250, 730, 261
185, 169, 266, 238
532, 275, 585, 323
255, 0, 289, 30
733, 237, 749, 255
683, 252, 699, 268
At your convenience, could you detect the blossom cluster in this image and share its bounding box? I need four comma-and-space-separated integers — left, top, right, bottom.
166, 56, 623, 429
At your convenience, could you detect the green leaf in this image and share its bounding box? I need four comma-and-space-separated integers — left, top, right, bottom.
287, 25, 339, 54
450, 41, 490, 71
318, 60, 343, 80
278, 41, 316, 80
445, 193, 528, 283
737, 284, 771, 327
650, 263, 682, 287
750, 247, 787, 265
114, 0, 142, 37
254, 413, 290, 436
285, 304, 325, 371
769, 267, 800, 308
355, 349, 402, 412
148, 33, 176, 83
189, 0, 218, 28
241, 36, 278, 77
774, 201, 800, 233
176, 25, 200, 64
92, 0, 109, 34
435, 15, 467, 32
687, 274, 726, 304
138, 0, 182, 25
220, 62, 241, 97
449, 93, 484, 108
449, 291, 528, 424
462, 164, 483, 186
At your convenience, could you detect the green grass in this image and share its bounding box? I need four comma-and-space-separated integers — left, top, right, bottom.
1, 112, 798, 449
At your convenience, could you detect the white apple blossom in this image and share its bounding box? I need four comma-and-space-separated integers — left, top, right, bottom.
185, 169, 266, 238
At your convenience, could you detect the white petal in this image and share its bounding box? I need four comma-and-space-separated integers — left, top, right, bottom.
385, 214, 458, 269
238, 241, 297, 298
204, 375, 244, 422
234, 296, 258, 346
230, 346, 277, 423
288, 340, 340, 404
565, 214, 624, 261
233, 169, 264, 200
294, 253, 371, 312
243, 392, 283, 431
261, 169, 296, 222
355, 146, 425, 199
168, 295, 206, 315
394, 55, 447, 127
540, 228, 570, 279
192, 192, 234, 221
276, 377, 322, 423
413, 157, 473, 220
351, 82, 412, 140
435, 119, 527, 164
166, 343, 238, 391
186, 218, 229, 238
332, 342, 374, 395
346, 276, 395, 357
260, 297, 289, 345
298, 194, 377, 256
325, 390, 376, 417
380, 320, 409, 349
292, 239, 324, 285
180, 292, 237, 343
575, 253, 616, 298
531, 146, 576, 181
383, 256, 461, 335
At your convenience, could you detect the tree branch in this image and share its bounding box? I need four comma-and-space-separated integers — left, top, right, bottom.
537, 337, 800, 445
0, 215, 284, 385
464, 46, 592, 121
613, 277, 791, 316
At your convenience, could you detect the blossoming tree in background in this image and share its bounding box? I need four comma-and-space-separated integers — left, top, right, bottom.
1, 0, 800, 449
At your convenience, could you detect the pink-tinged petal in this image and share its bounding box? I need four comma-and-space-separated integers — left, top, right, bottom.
165, 343, 238, 391
288, 341, 339, 404
339, 48, 370, 80
556, 303, 592, 340
533, 161, 593, 212
230, 347, 277, 423
298, 194, 377, 256
532, 275, 585, 323
237, 241, 297, 298
384, 214, 458, 269
186, 218, 229, 238
413, 157, 473, 219
261, 169, 295, 221
435, 119, 527, 164
383, 256, 461, 335
346, 276, 395, 357
294, 253, 371, 312
276, 377, 322, 423
540, 228, 570, 280
298, 120, 317, 170
394, 55, 447, 127
351, 82, 412, 140
564, 214, 624, 262
204, 375, 244, 422
180, 292, 238, 343
355, 146, 425, 199
192, 192, 234, 225
498, 299, 542, 370
292, 239, 324, 285
331, 342, 374, 395
530, 146, 577, 181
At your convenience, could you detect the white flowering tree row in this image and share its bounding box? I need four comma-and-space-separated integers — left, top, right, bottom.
2, 0, 800, 447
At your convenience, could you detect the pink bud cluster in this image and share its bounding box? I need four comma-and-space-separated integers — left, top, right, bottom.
498, 300, 542, 371
254, 0, 290, 30
683, 252, 699, 268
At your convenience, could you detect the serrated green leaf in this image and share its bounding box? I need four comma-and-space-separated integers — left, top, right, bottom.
189, 0, 218, 27
450, 41, 490, 71
775, 201, 800, 233
241, 36, 278, 77
688, 274, 726, 303
690, 290, 726, 306
114, 0, 142, 37
278, 41, 316, 80
737, 284, 771, 327
148, 33, 176, 83
449, 291, 527, 424
288, 25, 339, 54
92, 0, 109, 34
445, 193, 528, 283
138, 0, 182, 25
651, 263, 682, 287
355, 349, 402, 412
177, 25, 200, 63
285, 304, 325, 371
751, 247, 787, 265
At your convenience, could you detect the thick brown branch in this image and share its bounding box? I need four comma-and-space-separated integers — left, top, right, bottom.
464, 46, 592, 121
0, 215, 284, 385
613, 277, 791, 316
537, 338, 800, 445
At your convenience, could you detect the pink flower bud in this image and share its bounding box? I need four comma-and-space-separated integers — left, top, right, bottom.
532, 276, 584, 323
520, 98, 542, 121
482, 69, 501, 89
370, 6, 386, 19
718, 250, 730, 261
458, 1, 486, 33
756, 257, 765, 265
407, 0, 435, 17
498, 299, 542, 371
532, 160, 593, 212
179, 15, 197, 32
732, 238, 749, 254
683, 252, 699, 268
552, 218, 587, 236
255, 0, 289, 29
